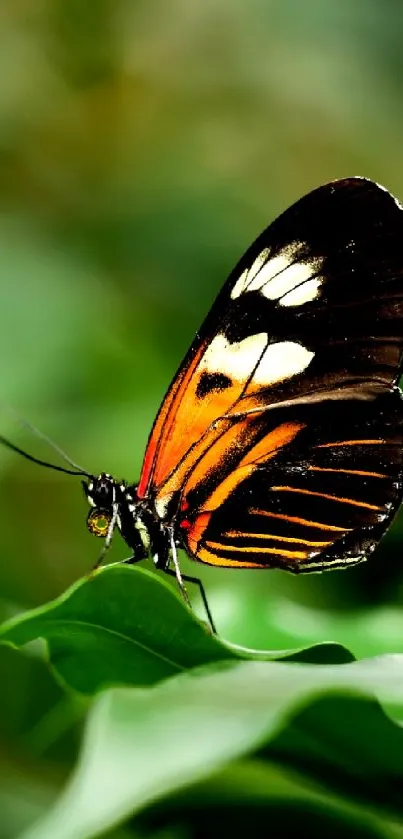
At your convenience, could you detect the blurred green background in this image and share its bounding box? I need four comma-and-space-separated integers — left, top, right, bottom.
2, 0, 403, 836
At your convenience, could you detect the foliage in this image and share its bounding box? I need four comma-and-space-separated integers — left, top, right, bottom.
1, 567, 403, 839
2, 1, 403, 837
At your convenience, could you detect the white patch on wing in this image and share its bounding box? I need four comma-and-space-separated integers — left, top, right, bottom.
248, 248, 299, 293
280, 277, 322, 307
230, 267, 249, 299
199, 333, 314, 388
231, 239, 324, 307
230, 249, 271, 299
253, 341, 314, 384
247, 248, 270, 282
199, 332, 268, 380
258, 261, 315, 298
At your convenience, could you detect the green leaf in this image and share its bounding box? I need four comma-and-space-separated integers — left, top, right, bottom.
266, 693, 403, 816
17, 655, 403, 839
226, 594, 403, 660
0, 565, 352, 694
138, 759, 401, 839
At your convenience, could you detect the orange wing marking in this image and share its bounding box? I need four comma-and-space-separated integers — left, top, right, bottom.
182, 421, 305, 556
249, 508, 351, 533
138, 342, 207, 496
270, 485, 383, 511
317, 439, 385, 448
185, 511, 212, 555
160, 413, 257, 518
224, 530, 333, 547
205, 540, 309, 560
196, 547, 262, 568
308, 466, 388, 479
196, 421, 305, 514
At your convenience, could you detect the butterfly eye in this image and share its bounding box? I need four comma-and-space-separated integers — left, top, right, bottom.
87, 509, 112, 538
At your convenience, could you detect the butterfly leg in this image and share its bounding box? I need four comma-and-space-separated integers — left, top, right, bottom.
165, 531, 216, 633
167, 530, 192, 610
166, 568, 217, 635
100, 555, 136, 567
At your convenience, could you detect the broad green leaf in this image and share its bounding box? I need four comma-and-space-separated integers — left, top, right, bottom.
220, 592, 403, 660
138, 759, 402, 839
267, 693, 403, 816
0, 565, 353, 694
19, 655, 403, 839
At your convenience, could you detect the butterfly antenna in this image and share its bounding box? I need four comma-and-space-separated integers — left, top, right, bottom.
0, 435, 90, 477
0, 405, 91, 477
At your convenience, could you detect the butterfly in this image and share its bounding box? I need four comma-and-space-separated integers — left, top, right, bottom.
3, 177, 403, 633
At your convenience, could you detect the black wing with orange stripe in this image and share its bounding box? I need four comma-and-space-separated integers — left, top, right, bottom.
181, 391, 403, 570
137, 177, 403, 571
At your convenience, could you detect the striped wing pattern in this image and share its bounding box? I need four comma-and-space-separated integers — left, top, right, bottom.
137, 177, 403, 572
182, 392, 403, 569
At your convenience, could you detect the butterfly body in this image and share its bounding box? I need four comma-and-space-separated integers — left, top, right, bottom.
83, 178, 403, 595
84, 382, 403, 582
2, 178, 401, 632
84, 475, 168, 567
115, 177, 403, 578
57, 178, 403, 628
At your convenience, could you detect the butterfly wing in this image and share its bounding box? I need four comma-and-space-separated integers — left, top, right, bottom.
180, 389, 403, 569
137, 177, 403, 570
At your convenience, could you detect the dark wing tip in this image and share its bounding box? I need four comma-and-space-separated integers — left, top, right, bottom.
313, 175, 403, 212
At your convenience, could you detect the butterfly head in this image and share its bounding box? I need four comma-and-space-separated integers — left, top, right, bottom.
82, 473, 152, 561
83, 473, 119, 538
